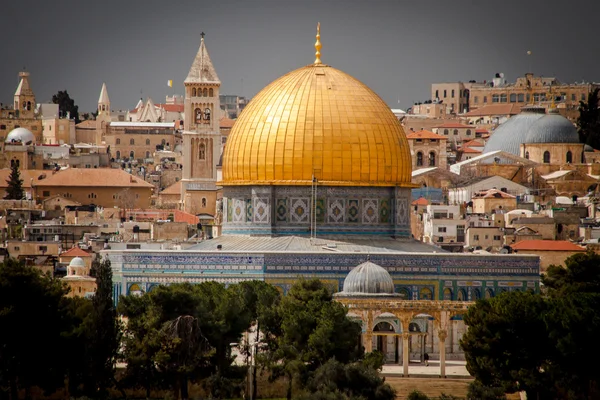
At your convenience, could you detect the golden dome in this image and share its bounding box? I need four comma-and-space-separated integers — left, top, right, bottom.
222, 63, 413, 187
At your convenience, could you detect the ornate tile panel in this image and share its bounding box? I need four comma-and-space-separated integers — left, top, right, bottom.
347, 199, 359, 223
276, 198, 288, 222
396, 197, 408, 225
232, 199, 245, 223
290, 197, 310, 223
379, 198, 390, 223
226, 198, 232, 222
362, 199, 378, 224
316, 198, 325, 223
246, 199, 253, 222
327, 198, 345, 223
253, 197, 270, 224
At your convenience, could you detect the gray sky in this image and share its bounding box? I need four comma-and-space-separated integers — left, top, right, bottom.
1, 0, 599, 113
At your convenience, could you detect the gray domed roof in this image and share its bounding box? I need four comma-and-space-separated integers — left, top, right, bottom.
337, 261, 398, 296
524, 111, 579, 144
585, 144, 595, 152
482, 106, 545, 156
69, 257, 86, 268
5, 127, 35, 144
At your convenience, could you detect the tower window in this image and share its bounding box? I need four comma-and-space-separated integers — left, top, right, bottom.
203, 88, 208, 97
428, 152, 436, 166
204, 108, 211, 121
566, 151, 572, 163
192, 88, 197, 96
416, 152, 423, 166
199, 143, 206, 160
543, 151, 550, 164
195, 108, 202, 124
209, 88, 214, 97
202, 198, 207, 208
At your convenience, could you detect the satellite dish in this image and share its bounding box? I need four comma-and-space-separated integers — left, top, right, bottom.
500, 72, 505, 78
500, 248, 509, 254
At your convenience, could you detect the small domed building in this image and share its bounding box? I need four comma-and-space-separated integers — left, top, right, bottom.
62, 256, 96, 298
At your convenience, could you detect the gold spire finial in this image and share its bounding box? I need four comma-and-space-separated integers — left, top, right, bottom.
314, 22, 322, 64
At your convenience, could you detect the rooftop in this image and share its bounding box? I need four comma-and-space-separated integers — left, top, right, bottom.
463, 104, 522, 117
406, 130, 447, 140
34, 168, 154, 188
511, 240, 585, 252
60, 247, 92, 258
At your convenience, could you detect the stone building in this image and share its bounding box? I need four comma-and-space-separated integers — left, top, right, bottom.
104, 121, 181, 162
180, 34, 222, 217
62, 255, 96, 297
406, 130, 447, 170
510, 240, 586, 272
0, 71, 43, 143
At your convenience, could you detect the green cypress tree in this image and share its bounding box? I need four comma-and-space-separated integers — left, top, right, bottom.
4, 162, 24, 200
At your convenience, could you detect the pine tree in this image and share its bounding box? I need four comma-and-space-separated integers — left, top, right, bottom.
577, 88, 600, 149
4, 162, 24, 200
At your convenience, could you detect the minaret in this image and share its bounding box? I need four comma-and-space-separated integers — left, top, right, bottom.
181, 33, 222, 216
96, 83, 112, 145
14, 71, 36, 119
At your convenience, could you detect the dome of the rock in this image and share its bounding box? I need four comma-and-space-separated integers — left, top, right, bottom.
221, 64, 412, 187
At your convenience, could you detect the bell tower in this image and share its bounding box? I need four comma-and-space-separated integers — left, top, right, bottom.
181, 33, 222, 217
96, 83, 111, 145
14, 71, 36, 119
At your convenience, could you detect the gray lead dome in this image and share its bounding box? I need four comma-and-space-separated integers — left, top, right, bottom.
523, 111, 579, 144
340, 261, 396, 295
482, 106, 545, 156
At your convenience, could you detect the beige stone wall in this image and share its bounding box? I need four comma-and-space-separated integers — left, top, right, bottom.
151, 221, 188, 241
409, 139, 448, 170
0, 118, 43, 143
65, 279, 97, 297
504, 233, 543, 245
521, 143, 585, 165
42, 118, 74, 144
466, 226, 504, 250
6, 241, 61, 257
105, 132, 178, 161
35, 185, 153, 209
183, 189, 218, 216
472, 197, 517, 214
430, 83, 470, 114
511, 222, 555, 240
0, 146, 42, 170
156, 193, 180, 209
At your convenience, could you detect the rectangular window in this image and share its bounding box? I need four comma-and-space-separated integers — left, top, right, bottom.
38, 246, 48, 252
483, 96, 487, 103
42, 191, 50, 197
438, 227, 447, 233
571, 93, 576, 101
500, 94, 507, 103
473, 234, 479, 240
444, 90, 447, 98
437, 236, 444, 243
493, 235, 501, 241
518, 93, 525, 102
451, 89, 455, 98
485, 235, 489, 239
474, 96, 478, 104
492, 94, 500, 103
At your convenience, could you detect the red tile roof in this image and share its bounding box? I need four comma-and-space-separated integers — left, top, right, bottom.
60, 247, 92, 257
411, 197, 429, 206
406, 130, 447, 140
160, 180, 181, 195
434, 122, 472, 129
219, 117, 236, 128
463, 140, 484, 147
461, 147, 483, 153
158, 104, 184, 113
510, 240, 586, 252
34, 168, 154, 188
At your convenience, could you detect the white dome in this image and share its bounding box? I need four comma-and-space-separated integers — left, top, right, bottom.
69, 257, 86, 268
334, 261, 401, 297
5, 127, 35, 144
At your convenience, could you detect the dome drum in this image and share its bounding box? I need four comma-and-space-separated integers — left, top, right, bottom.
221, 185, 411, 237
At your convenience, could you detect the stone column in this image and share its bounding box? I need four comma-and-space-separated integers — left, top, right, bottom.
438, 329, 447, 378
364, 332, 373, 353
402, 332, 410, 376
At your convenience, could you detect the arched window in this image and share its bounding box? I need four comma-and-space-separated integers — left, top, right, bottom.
145, 151, 150, 158
199, 143, 206, 160
543, 151, 551, 164
116, 150, 121, 159
443, 288, 453, 301
27, 101, 31, 111
192, 88, 196, 96
525, 151, 529, 159
22, 101, 27, 110
416, 152, 423, 166
102, 105, 106, 111
420, 287, 433, 300
130, 150, 135, 159
203, 88, 208, 97
195, 108, 202, 124
453, 129, 459, 135
396, 287, 411, 300
209, 88, 214, 97
201, 198, 207, 208
130, 138, 135, 145
204, 108, 211, 121
457, 288, 467, 301
116, 138, 121, 145
566, 150, 572, 163
466, 129, 471, 136
443, 129, 449, 135
428, 152, 436, 166
473, 288, 481, 300
485, 288, 494, 299
146, 139, 150, 145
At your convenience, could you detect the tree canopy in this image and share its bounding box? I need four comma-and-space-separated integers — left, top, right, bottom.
461, 251, 600, 399
52, 90, 80, 123
4, 162, 24, 200
577, 88, 600, 149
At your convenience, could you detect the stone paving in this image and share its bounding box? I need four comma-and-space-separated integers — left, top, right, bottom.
381, 359, 471, 378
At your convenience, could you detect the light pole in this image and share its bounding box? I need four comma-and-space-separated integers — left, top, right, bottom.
231, 340, 262, 400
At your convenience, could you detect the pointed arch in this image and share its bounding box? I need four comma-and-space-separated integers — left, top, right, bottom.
457, 288, 467, 301
485, 287, 494, 299
209, 88, 214, 97
192, 88, 197, 96
543, 151, 550, 163
199, 142, 206, 160
194, 108, 202, 124
203, 88, 208, 97
566, 150, 572, 163
443, 287, 453, 300
204, 108, 211, 121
